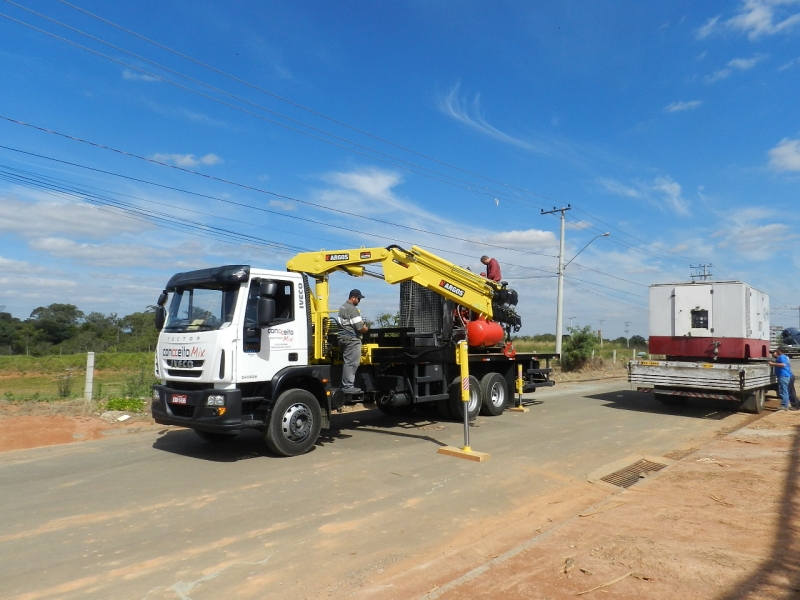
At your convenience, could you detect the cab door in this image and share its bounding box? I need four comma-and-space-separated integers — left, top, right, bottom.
237, 278, 308, 383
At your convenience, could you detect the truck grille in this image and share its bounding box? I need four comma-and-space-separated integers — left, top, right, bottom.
166, 369, 203, 378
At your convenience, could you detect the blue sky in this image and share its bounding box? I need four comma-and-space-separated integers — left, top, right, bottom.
1, 0, 799, 339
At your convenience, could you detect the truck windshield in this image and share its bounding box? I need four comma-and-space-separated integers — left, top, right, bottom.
164, 285, 240, 332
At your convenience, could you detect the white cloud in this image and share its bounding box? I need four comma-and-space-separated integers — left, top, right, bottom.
28, 237, 169, 268
317, 168, 414, 217
696, 1, 800, 40
150, 153, 223, 168
706, 54, 766, 82
324, 169, 402, 202
599, 178, 641, 199
484, 229, 557, 249
653, 176, 689, 215
778, 56, 799, 69
768, 138, 800, 170
0, 256, 47, 275
437, 83, 547, 153
599, 176, 689, 216
122, 69, 160, 82
665, 100, 703, 112
268, 199, 296, 211
0, 197, 148, 239
715, 222, 791, 260
696, 15, 722, 39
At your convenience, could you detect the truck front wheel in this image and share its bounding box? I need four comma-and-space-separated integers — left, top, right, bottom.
265, 389, 322, 457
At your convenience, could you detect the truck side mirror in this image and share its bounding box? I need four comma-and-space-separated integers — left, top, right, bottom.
259, 280, 278, 297
258, 298, 276, 326
157, 291, 169, 306
155, 306, 166, 330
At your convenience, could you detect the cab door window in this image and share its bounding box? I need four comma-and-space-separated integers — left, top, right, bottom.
243, 279, 294, 352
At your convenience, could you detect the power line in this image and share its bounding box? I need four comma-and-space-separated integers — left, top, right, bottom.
0, 116, 558, 259
0, 7, 555, 215
0, 147, 557, 276
1, 2, 711, 270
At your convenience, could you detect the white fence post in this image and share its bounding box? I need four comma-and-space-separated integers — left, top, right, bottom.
613, 349, 617, 364
84, 352, 95, 403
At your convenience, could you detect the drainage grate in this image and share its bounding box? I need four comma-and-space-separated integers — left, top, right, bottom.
600, 459, 667, 488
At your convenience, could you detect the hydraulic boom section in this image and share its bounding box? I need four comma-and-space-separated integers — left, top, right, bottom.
287, 244, 521, 356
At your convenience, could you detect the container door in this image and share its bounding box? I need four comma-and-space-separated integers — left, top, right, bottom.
673, 284, 712, 337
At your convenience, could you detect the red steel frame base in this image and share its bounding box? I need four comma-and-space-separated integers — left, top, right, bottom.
649, 336, 770, 360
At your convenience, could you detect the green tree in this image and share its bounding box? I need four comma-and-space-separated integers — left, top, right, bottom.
374, 311, 400, 327
119, 308, 160, 352
560, 325, 598, 371
629, 335, 647, 348
28, 304, 84, 345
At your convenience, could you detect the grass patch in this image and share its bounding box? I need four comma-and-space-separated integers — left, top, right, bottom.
105, 398, 147, 412
0, 352, 153, 375
0, 352, 156, 402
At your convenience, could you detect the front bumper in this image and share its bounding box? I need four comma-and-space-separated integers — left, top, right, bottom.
151, 385, 244, 433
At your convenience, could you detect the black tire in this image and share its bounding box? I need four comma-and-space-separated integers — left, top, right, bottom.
479, 373, 508, 416
264, 389, 322, 457
447, 375, 481, 422
195, 430, 238, 443
740, 389, 765, 414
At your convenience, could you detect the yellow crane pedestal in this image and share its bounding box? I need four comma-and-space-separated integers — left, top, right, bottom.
437, 341, 490, 462
508, 363, 529, 412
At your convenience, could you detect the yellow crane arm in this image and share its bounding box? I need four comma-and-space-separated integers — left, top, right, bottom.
286, 244, 500, 317
286, 244, 520, 361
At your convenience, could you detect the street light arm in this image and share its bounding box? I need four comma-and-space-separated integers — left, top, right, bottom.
563, 233, 609, 269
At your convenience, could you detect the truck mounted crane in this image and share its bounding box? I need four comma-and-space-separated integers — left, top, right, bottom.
151, 244, 555, 456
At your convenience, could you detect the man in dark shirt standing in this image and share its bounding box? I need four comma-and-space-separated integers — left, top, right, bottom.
338, 289, 368, 392
480, 255, 502, 282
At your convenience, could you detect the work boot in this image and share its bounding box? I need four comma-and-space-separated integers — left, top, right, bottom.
343, 387, 362, 394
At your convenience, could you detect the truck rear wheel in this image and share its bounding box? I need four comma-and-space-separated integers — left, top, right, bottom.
740, 389, 765, 414
447, 375, 481, 422
479, 373, 508, 416
195, 430, 238, 443
265, 389, 322, 457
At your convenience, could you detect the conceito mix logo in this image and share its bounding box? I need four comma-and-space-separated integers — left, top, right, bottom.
162, 346, 206, 358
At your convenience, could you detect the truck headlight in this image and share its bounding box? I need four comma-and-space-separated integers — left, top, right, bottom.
206, 395, 225, 406
152, 389, 160, 402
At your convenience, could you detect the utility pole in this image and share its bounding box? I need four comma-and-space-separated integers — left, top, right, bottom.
598, 319, 605, 349
542, 205, 571, 355
569, 316, 576, 329
690, 264, 713, 281
624, 321, 630, 348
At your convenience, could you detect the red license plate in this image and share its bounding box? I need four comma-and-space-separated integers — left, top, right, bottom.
171, 394, 188, 405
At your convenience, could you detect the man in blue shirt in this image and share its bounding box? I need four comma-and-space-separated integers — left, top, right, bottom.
768, 348, 794, 410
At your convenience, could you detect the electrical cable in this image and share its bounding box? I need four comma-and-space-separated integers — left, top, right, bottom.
2, 2, 713, 271
0, 150, 556, 275
0, 115, 558, 259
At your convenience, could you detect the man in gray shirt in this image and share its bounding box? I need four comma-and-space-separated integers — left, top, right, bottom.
338, 289, 368, 392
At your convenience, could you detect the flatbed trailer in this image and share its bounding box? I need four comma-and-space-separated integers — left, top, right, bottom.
628, 358, 774, 413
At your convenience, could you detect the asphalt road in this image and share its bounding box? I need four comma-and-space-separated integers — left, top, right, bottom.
0, 379, 758, 600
